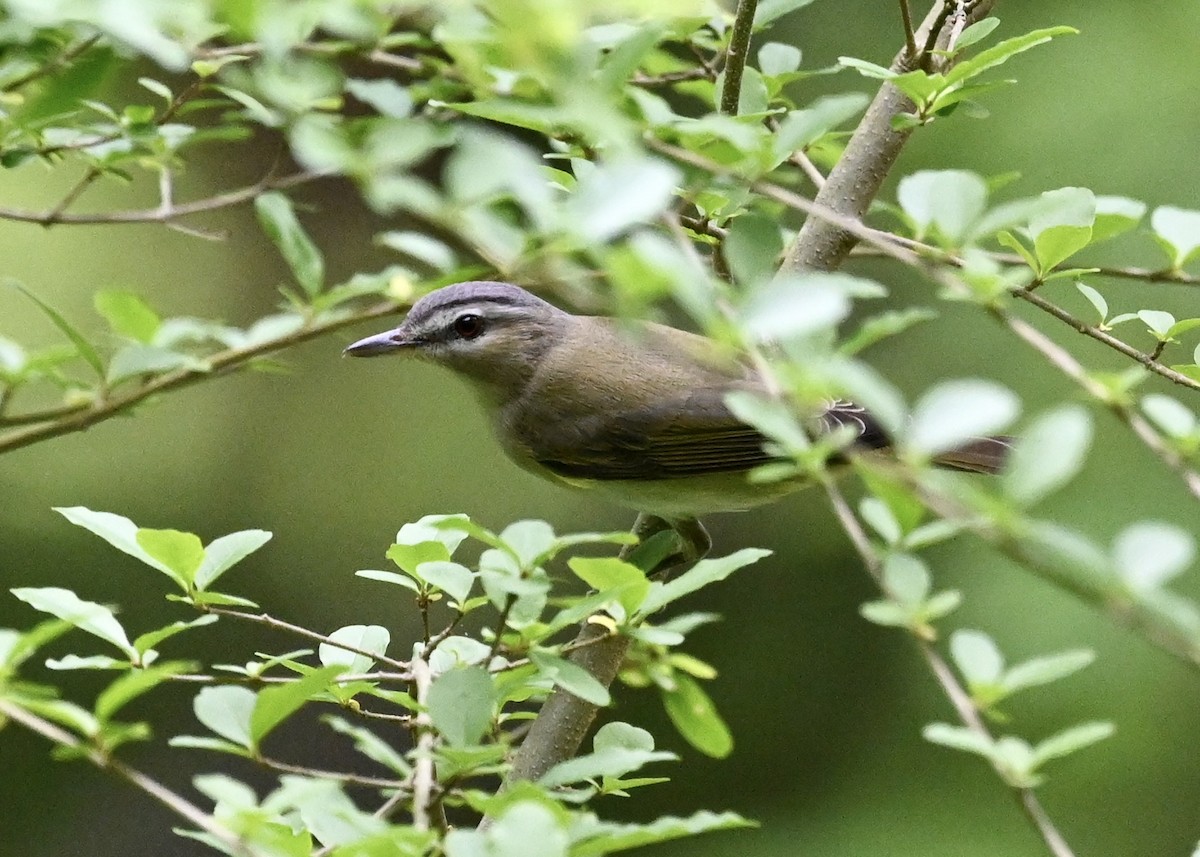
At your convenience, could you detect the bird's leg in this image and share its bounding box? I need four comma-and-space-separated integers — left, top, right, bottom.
621, 514, 711, 576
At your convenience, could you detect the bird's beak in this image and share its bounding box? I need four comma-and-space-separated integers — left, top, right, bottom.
343, 327, 417, 357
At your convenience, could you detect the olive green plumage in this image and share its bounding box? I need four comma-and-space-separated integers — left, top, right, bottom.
346, 281, 1008, 519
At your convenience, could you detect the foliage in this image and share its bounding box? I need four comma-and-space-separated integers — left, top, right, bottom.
0, 0, 1198, 856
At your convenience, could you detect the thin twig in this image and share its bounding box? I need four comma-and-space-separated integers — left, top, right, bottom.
258, 754, 406, 789
719, 0, 759, 115
992, 310, 1200, 501
410, 654, 436, 833
487, 595, 518, 662
654, 140, 1200, 502
788, 150, 827, 189
206, 607, 412, 671
0, 698, 253, 856
0, 170, 328, 226
821, 482, 1077, 857
0, 300, 403, 455
1012, 286, 1200, 393
898, 0, 919, 61
1, 34, 102, 92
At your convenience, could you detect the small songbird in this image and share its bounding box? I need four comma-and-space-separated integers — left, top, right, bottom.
345, 281, 1008, 536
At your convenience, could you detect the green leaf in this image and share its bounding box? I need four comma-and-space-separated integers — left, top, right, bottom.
1113, 522, 1195, 591
860, 497, 902, 544
345, 78, 413, 117
840, 308, 937, 356
757, 42, 801, 76
1029, 187, 1095, 271
427, 665, 495, 746
949, 629, 1003, 685
568, 557, 650, 615
1141, 394, 1198, 439
96, 660, 194, 722
255, 191, 325, 298
881, 553, 931, 606
1092, 196, 1146, 242
193, 685, 256, 749
54, 508, 180, 587
530, 652, 611, 706
376, 231, 456, 271
387, 541, 451, 575
355, 569, 420, 592
943, 26, 1078, 87
136, 529, 205, 587
194, 529, 272, 590
922, 722, 995, 757
859, 600, 910, 628
1137, 309, 1176, 339
1002, 650, 1095, 695
106, 344, 210, 385
499, 520, 557, 568
897, 170, 987, 245
741, 271, 884, 343
11, 587, 137, 661
318, 625, 390, 673
414, 561, 475, 605
572, 811, 753, 856
133, 614, 218, 655
1076, 282, 1108, 323
724, 390, 809, 452
771, 93, 869, 163
996, 230, 1038, 271
640, 548, 770, 614
906, 379, 1019, 457
662, 673, 732, 758
953, 18, 1000, 52
250, 665, 345, 747
722, 213, 782, 287
1151, 205, 1200, 269
324, 715, 412, 775
562, 158, 681, 243
94, 290, 161, 343
539, 721, 674, 788
1031, 721, 1114, 768
8, 280, 104, 381
487, 801, 569, 857
753, 0, 817, 27
1002, 404, 1092, 506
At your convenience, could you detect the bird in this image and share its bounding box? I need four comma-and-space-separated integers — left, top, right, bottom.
345, 280, 1009, 552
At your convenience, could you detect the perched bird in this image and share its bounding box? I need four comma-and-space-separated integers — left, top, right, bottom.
345, 281, 1008, 538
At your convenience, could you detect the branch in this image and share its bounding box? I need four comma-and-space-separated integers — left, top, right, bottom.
0, 170, 328, 227
0, 697, 254, 856
905, 475, 1200, 667
821, 481, 1078, 857
206, 606, 412, 672
1012, 285, 1200, 393
719, 0, 759, 115
410, 654, 436, 833
1, 34, 102, 92
898, 0, 919, 60
781, 0, 996, 273
0, 300, 403, 456
991, 308, 1200, 502
498, 516, 698, 790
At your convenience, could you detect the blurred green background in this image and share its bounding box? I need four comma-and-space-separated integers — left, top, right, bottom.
2, 2, 1199, 855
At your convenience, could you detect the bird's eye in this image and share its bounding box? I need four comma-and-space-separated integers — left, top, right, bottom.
452, 313, 485, 340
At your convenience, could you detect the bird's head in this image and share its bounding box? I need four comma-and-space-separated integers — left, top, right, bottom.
344, 281, 570, 397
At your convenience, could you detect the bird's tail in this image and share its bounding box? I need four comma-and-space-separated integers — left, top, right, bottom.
933, 436, 1014, 475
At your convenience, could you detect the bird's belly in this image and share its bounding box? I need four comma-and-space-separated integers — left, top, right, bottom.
559, 472, 808, 519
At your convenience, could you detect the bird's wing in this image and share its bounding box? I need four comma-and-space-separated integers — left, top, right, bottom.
531, 395, 892, 481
